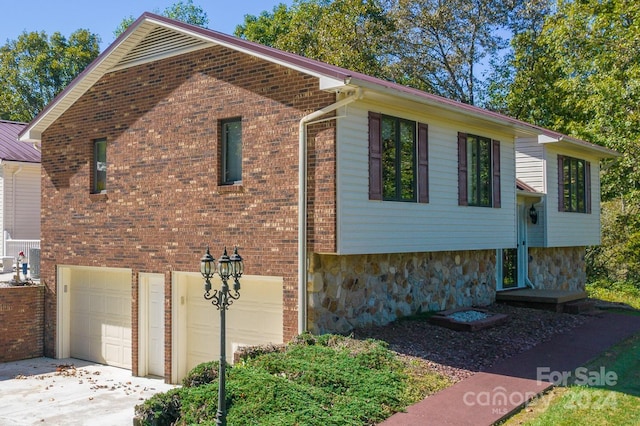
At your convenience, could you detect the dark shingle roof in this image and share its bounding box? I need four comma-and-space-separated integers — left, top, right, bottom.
0, 120, 40, 163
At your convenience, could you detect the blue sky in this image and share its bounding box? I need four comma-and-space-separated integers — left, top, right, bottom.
0, 0, 293, 51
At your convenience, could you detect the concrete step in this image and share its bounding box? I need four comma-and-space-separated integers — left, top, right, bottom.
563, 298, 597, 314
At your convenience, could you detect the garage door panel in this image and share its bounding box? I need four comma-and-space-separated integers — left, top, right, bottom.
71, 287, 91, 313
91, 294, 107, 313
69, 333, 91, 359
69, 268, 132, 369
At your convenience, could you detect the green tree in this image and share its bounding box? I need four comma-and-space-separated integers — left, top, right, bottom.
114, 0, 209, 37
386, 0, 509, 105
502, 0, 640, 284
235, 0, 395, 78
0, 29, 100, 121
389, 0, 554, 106
237, 0, 549, 106
505, 0, 640, 198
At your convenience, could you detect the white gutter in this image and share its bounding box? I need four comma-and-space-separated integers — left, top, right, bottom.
297, 88, 362, 334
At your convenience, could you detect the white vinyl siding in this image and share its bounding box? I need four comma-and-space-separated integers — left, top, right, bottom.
526, 204, 546, 248
545, 148, 601, 247
515, 137, 545, 192
337, 101, 517, 254
2, 163, 41, 241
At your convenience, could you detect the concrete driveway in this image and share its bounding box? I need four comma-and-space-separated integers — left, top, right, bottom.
0, 357, 178, 425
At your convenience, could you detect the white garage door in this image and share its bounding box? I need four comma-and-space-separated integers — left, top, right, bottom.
172, 273, 283, 382
69, 268, 132, 369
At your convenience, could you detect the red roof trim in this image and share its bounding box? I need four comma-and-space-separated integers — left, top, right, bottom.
17, 12, 620, 159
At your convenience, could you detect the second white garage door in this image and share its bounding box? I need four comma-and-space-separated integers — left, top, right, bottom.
69, 267, 132, 369
172, 272, 283, 383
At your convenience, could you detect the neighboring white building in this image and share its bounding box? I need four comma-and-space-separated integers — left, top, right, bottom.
0, 120, 41, 261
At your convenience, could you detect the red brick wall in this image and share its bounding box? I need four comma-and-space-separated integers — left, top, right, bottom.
0, 286, 44, 362
40, 46, 337, 366
308, 121, 338, 253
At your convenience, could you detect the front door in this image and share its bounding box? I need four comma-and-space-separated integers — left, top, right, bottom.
497, 203, 529, 290
516, 203, 529, 287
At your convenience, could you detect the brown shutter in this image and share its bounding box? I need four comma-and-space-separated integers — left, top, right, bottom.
418, 122, 429, 203
492, 139, 501, 208
458, 132, 468, 206
585, 161, 592, 213
557, 155, 565, 212
368, 112, 382, 200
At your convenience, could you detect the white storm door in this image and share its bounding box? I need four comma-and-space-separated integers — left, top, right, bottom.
140, 273, 165, 377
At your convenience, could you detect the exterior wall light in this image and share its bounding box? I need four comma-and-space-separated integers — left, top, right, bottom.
200, 246, 244, 426
529, 204, 538, 224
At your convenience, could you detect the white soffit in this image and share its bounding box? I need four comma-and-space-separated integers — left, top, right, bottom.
20, 20, 215, 142
110, 25, 213, 72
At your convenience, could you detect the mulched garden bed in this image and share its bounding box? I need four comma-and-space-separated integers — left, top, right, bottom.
352, 303, 593, 383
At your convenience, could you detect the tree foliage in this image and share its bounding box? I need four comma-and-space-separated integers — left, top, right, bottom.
506, 0, 640, 198
503, 0, 640, 284
114, 0, 209, 37
387, 0, 512, 105
0, 29, 100, 122
235, 0, 395, 77
237, 0, 550, 106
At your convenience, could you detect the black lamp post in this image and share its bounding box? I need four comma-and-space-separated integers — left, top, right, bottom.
200, 246, 244, 426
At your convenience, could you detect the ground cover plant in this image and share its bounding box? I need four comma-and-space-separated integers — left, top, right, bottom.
135, 333, 450, 425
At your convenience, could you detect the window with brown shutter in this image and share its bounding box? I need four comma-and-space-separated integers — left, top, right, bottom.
458, 133, 500, 207
368, 112, 428, 203
368, 112, 382, 200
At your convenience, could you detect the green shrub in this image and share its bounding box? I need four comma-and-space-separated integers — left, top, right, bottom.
134, 387, 183, 426
135, 333, 449, 425
181, 360, 220, 387
587, 279, 640, 309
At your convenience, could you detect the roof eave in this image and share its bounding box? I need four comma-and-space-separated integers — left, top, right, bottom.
537, 134, 620, 159
19, 13, 159, 143
15, 11, 622, 163
349, 77, 620, 159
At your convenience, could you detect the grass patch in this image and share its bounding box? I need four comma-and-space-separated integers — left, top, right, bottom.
587, 280, 640, 310
502, 331, 640, 426
135, 333, 450, 425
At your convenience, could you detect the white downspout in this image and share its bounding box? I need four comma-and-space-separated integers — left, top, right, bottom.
297, 88, 362, 334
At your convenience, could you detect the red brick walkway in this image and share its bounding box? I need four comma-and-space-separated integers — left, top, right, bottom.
381, 311, 640, 425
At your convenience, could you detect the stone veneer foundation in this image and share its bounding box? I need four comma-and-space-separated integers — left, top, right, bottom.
307, 246, 587, 334
307, 250, 497, 334
528, 246, 586, 291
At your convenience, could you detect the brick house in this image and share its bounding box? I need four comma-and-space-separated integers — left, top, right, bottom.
19, 13, 617, 383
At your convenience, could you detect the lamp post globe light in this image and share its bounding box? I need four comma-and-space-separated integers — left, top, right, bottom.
200, 246, 243, 426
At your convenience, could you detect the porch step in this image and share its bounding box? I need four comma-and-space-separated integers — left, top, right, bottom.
563, 298, 597, 314
496, 289, 589, 313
